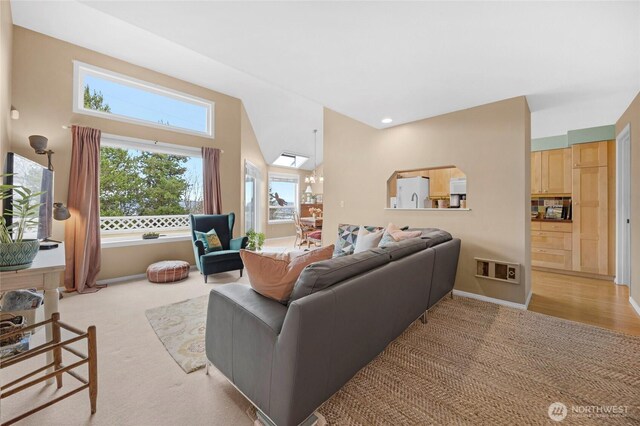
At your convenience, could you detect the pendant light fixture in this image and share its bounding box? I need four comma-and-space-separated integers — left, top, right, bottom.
305, 129, 324, 184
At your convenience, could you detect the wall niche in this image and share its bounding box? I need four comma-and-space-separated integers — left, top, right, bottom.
387, 166, 468, 209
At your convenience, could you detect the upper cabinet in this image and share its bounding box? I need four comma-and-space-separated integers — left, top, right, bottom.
572, 142, 608, 168
429, 168, 451, 198
531, 148, 571, 195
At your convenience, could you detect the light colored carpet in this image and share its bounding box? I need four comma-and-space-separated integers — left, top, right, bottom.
145, 295, 209, 373
318, 296, 640, 425
0, 271, 254, 426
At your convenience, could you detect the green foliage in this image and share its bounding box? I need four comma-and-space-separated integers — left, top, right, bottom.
100, 147, 143, 216
84, 85, 111, 112
100, 148, 191, 217
245, 229, 266, 251
137, 152, 188, 216
0, 175, 44, 243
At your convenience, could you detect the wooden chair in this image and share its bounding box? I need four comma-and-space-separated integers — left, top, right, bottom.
294, 212, 317, 248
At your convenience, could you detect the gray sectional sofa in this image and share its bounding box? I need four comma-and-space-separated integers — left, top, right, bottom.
205, 231, 461, 426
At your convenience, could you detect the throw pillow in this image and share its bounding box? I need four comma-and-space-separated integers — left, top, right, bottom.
378, 222, 423, 246
240, 245, 334, 303
333, 224, 384, 257
353, 227, 384, 253
194, 229, 223, 253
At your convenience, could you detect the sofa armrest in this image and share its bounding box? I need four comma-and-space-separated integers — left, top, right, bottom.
194, 239, 206, 257
230, 236, 248, 251
205, 284, 288, 410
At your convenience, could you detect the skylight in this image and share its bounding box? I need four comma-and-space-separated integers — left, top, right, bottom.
272, 153, 309, 168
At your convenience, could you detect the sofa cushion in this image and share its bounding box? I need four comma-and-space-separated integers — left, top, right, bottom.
407, 228, 453, 247
240, 246, 334, 303
378, 223, 423, 246
379, 238, 428, 260
333, 224, 384, 257
289, 248, 391, 303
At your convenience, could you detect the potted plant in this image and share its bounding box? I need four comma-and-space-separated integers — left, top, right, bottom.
0, 177, 44, 271
245, 229, 266, 251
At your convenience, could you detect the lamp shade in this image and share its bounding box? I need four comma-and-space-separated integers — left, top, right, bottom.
53, 203, 71, 221
29, 135, 48, 154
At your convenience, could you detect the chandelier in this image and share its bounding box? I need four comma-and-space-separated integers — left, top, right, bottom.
305, 129, 324, 184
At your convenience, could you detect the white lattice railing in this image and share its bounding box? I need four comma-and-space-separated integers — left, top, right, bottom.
100, 215, 190, 234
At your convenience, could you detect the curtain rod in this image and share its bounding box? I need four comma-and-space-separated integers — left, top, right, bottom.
62, 125, 224, 153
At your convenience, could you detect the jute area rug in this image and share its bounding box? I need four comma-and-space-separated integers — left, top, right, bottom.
147, 294, 640, 424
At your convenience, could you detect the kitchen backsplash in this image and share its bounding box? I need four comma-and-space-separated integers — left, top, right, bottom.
531, 197, 572, 220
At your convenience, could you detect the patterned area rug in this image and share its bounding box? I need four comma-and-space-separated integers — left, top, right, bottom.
317, 297, 640, 425
145, 295, 208, 373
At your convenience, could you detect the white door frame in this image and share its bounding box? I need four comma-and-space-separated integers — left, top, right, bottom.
615, 124, 631, 286
244, 160, 261, 233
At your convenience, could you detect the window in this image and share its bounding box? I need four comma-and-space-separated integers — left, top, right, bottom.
272, 152, 309, 168
268, 173, 299, 223
73, 61, 214, 138
99, 134, 203, 236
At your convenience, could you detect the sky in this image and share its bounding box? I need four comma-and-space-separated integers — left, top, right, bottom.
85, 75, 208, 133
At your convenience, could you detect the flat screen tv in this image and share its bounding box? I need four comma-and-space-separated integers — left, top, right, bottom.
3, 152, 54, 240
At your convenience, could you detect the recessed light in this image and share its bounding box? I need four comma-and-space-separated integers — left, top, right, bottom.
381, 117, 393, 124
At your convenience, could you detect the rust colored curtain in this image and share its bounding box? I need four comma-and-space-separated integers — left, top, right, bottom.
64, 126, 102, 293
202, 147, 223, 214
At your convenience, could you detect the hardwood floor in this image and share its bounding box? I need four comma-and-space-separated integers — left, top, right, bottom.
529, 270, 640, 336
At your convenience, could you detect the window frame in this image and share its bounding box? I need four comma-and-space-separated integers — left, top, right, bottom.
268, 172, 299, 224
73, 61, 215, 139
99, 133, 203, 240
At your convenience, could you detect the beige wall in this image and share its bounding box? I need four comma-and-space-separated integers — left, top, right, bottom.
0, 1, 12, 170
10, 27, 242, 281
615, 91, 640, 304
310, 163, 324, 195
323, 96, 532, 304
240, 104, 268, 236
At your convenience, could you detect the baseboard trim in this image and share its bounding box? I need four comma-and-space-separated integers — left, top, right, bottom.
524, 290, 533, 309
96, 265, 198, 285
453, 289, 530, 310
532, 266, 614, 282
629, 296, 640, 317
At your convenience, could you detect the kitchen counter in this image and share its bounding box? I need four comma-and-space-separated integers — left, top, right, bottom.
531, 218, 572, 223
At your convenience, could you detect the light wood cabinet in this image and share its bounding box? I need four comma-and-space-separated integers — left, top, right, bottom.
429, 168, 451, 198
531, 151, 542, 194
531, 148, 571, 195
532, 247, 573, 270
450, 168, 466, 179
572, 142, 607, 168
541, 149, 571, 194
572, 165, 608, 275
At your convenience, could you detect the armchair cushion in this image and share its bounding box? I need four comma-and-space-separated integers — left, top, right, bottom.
230, 236, 248, 251
194, 229, 223, 253
201, 250, 243, 264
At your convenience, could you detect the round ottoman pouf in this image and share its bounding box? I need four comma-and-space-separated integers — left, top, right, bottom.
146, 260, 190, 283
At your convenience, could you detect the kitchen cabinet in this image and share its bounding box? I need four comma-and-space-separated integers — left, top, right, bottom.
572, 165, 608, 275
429, 168, 451, 198
450, 168, 466, 179
531, 151, 542, 194
572, 141, 607, 168
531, 148, 571, 195
531, 220, 573, 270
541, 149, 571, 194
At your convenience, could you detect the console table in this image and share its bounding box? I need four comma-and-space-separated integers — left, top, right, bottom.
0, 244, 66, 377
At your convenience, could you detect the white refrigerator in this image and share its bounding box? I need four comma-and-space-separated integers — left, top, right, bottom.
396, 176, 430, 209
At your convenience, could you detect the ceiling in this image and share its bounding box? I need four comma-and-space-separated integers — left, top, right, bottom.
11, 1, 640, 167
